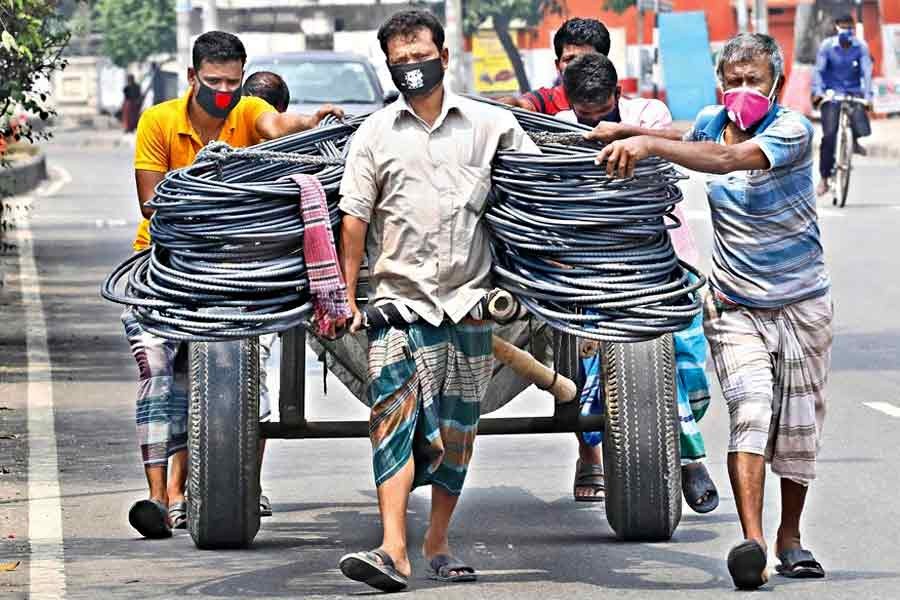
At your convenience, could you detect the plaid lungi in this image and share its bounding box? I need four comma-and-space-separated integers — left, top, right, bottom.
122, 308, 278, 465
366, 319, 494, 496
580, 310, 711, 461
704, 290, 833, 485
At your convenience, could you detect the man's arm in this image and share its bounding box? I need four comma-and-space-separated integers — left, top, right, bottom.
596, 136, 769, 179
812, 41, 829, 103
860, 42, 874, 102
495, 96, 537, 111
135, 170, 165, 219
255, 104, 345, 139
339, 215, 368, 332
585, 122, 689, 143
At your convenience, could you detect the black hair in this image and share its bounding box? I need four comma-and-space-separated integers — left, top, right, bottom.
244, 71, 290, 112
563, 53, 618, 106
377, 9, 445, 57
192, 31, 247, 71
553, 18, 611, 60
835, 13, 855, 26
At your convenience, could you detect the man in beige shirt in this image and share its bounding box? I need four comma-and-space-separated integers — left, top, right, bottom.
336, 9, 538, 592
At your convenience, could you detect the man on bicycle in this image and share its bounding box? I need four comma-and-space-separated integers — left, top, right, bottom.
812, 13, 873, 196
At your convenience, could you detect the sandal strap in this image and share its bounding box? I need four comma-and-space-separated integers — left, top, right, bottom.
370, 548, 395, 569
779, 547, 818, 567
430, 554, 474, 576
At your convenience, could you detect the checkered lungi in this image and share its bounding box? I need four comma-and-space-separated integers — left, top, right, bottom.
703, 290, 833, 485
366, 319, 494, 496
122, 308, 277, 466
579, 310, 711, 461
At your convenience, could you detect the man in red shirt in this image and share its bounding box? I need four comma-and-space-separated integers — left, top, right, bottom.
498, 18, 610, 114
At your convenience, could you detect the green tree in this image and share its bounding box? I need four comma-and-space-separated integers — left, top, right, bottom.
0, 0, 71, 148
96, 0, 175, 68
604, 0, 636, 12
464, 0, 562, 93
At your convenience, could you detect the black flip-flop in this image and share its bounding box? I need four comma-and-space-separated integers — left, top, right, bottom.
339, 548, 408, 592
776, 547, 825, 579
681, 462, 719, 514
727, 540, 769, 590
128, 499, 172, 539
573, 458, 605, 503
426, 554, 477, 583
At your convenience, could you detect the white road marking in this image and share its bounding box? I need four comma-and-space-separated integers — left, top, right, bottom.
864, 401, 900, 418
18, 164, 71, 598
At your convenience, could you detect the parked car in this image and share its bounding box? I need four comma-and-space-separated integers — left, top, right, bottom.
245, 51, 397, 116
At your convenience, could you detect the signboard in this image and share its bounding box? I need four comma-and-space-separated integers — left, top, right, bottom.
873, 77, 900, 115
472, 32, 519, 95
658, 12, 717, 121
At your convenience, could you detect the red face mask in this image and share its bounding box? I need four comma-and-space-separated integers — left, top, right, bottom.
195, 78, 242, 119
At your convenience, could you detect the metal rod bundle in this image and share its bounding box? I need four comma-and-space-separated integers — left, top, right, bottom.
481, 108, 706, 342
101, 116, 366, 341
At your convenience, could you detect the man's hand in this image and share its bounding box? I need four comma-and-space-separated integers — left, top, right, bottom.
312, 104, 345, 126
594, 136, 655, 179
584, 121, 629, 143
347, 302, 364, 334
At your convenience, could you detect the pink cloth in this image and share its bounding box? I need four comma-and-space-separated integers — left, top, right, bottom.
290, 174, 352, 338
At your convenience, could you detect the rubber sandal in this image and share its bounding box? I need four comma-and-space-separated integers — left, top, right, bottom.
339, 548, 408, 592
259, 494, 273, 518
573, 458, 605, 502
681, 462, 719, 514
727, 540, 769, 590
128, 499, 172, 539
776, 547, 825, 579
168, 501, 187, 530
426, 554, 477, 583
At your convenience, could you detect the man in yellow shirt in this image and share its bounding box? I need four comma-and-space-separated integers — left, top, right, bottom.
124, 30, 343, 538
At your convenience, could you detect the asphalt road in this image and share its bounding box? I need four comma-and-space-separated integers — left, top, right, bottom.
1, 132, 899, 599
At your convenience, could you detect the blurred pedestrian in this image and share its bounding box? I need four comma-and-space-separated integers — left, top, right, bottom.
121, 74, 142, 133
812, 13, 873, 195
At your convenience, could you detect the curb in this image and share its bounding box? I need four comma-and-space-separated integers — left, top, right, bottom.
0, 152, 47, 198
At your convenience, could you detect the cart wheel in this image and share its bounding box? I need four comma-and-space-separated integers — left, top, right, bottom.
187, 338, 261, 549
602, 335, 681, 541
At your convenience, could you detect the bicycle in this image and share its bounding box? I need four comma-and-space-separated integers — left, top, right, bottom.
821, 92, 869, 208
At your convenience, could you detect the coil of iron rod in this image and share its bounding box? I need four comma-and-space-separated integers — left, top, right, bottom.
101, 116, 365, 341
102, 103, 704, 343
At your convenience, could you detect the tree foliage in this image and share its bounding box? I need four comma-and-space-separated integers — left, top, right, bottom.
464, 0, 562, 93
96, 0, 176, 68
0, 0, 71, 147
604, 0, 636, 13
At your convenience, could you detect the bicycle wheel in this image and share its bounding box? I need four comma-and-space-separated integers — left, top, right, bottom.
835, 111, 853, 208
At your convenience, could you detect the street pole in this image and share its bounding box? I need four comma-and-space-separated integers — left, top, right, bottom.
444, 0, 465, 92
753, 0, 768, 35
636, 6, 645, 94
203, 0, 218, 32
736, 0, 749, 34
176, 0, 192, 92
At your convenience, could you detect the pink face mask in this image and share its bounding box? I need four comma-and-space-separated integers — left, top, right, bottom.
723, 76, 779, 131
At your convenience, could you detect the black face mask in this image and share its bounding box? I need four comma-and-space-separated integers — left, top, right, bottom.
388, 58, 444, 97
575, 92, 621, 127
195, 78, 242, 119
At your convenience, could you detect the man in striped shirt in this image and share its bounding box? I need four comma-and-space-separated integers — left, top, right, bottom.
591, 34, 831, 590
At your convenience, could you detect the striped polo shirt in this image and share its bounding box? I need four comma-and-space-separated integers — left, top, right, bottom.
687, 105, 830, 308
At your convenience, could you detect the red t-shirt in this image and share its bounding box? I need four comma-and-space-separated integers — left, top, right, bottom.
523, 84, 570, 115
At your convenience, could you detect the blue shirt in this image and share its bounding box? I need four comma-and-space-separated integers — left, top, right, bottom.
687, 105, 831, 308
813, 35, 873, 100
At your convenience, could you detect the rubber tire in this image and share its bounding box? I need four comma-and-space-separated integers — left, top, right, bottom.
602, 334, 682, 541
187, 338, 261, 549
837, 115, 852, 208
